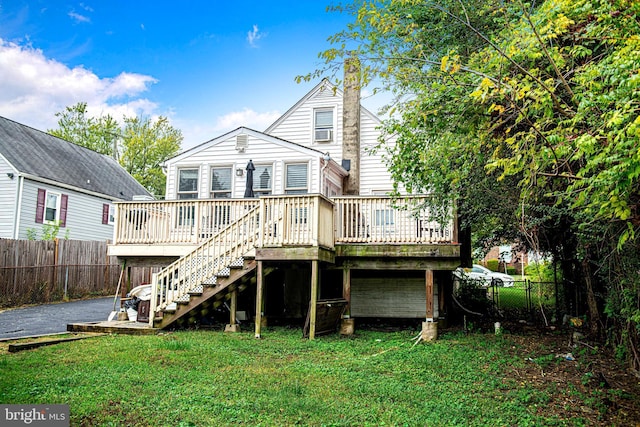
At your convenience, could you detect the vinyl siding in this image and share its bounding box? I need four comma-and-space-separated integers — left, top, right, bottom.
165, 133, 322, 199
267, 84, 399, 195
17, 179, 114, 241
0, 155, 18, 238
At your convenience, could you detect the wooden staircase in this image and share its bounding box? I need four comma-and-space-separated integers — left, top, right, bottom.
150, 205, 261, 329
153, 257, 256, 329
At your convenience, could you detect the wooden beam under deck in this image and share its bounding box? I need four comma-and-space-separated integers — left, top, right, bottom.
256, 246, 335, 263
335, 244, 460, 258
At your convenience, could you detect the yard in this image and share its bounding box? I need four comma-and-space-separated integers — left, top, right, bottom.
1, 326, 638, 426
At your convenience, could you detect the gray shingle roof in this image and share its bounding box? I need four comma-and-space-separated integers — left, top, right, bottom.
0, 116, 151, 200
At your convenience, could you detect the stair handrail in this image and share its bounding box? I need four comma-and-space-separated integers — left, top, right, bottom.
149, 205, 260, 325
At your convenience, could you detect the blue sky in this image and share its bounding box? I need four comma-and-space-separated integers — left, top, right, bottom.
0, 1, 384, 149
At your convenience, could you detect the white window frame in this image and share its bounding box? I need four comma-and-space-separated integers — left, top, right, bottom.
177, 168, 199, 199
285, 163, 309, 194
44, 191, 61, 224
253, 164, 273, 197
108, 205, 116, 226
313, 108, 334, 143
210, 166, 233, 199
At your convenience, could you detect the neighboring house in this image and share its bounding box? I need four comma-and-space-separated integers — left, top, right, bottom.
0, 116, 152, 241
107, 60, 463, 339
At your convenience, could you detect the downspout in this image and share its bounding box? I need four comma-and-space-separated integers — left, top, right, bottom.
13, 174, 24, 239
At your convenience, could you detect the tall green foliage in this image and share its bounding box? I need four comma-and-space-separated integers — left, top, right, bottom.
307, 0, 640, 368
49, 103, 182, 197
119, 116, 182, 197
49, 102, 120, 156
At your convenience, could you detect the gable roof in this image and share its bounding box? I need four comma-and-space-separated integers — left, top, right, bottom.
166, 126, 328, 163
0, 116, 151, 200
264, 78, 381, 133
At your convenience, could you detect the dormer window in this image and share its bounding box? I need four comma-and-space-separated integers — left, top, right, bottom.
314, 109, 333, 142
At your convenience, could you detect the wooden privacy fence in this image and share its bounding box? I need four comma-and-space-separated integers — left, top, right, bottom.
0, 239, 155, 308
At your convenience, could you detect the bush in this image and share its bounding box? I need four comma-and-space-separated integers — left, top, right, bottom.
486, 259, 499, 272
525, 262, 559, 282
507, 266, 517, 275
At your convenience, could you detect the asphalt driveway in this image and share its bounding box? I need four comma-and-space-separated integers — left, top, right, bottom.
0, 297, 119, 340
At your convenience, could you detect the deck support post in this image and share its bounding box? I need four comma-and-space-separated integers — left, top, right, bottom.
309, 260, 319, 340
255, 261, 264, 338
340, 267, 354, 336
421, 269, 438, 342
122, 264, 132, 304
225, 290, 240, 332
426, 269, 434, 320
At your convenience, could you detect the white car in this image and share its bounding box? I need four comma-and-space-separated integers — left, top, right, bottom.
454, 264, 514, 287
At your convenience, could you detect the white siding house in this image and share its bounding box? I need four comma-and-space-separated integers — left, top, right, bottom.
165, 126, 349, 200
265, 79, 396, 195
0, 116, 152, 241
106, 73, 462, 337
165, 79, 394, 200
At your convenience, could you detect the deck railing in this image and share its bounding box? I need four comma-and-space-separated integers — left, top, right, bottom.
114, 199, 260, 244
333, 196, 454, 244
113, 195, 455, 248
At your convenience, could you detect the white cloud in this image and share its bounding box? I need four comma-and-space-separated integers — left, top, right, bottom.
246, 24, 266, 48
68, 11, 90, 23
0, 38, 159, 131
214, 108, 280, 132
79, 3, 94, 12
177, 108, 282, 150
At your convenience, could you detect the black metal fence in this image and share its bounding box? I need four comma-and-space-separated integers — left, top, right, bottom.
453, 277, 558, 326
489, 280, 557, 324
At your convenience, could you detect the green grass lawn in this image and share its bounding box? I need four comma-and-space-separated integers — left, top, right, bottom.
494, 280, 556, 311
0, 327, 636, 426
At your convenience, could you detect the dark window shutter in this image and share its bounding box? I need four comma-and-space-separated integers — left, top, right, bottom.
35, 188, 46, 223
102, 204, 110, 224
59, 194, 68, 227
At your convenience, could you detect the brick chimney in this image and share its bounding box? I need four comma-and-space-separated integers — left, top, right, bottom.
342, 55, 361, 195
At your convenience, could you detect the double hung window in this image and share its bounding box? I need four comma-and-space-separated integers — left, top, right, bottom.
177, 169, 199, 199
314, 109, 333, 142
285, 163, 308, 194
210, 167, 232, 198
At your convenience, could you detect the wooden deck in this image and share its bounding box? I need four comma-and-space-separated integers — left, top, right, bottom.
108, 195, 461, 338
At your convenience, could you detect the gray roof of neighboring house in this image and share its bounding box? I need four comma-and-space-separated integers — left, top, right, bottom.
0, 116, 151, 200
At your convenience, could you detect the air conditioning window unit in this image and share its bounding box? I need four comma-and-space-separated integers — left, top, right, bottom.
315, 129, 333, 142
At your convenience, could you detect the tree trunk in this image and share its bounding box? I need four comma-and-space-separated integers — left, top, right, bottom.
581, 259, 601, 338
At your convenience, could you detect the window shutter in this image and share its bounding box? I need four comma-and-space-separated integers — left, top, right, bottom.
35, 188, 46, 223
102, 204, 110, 224
59, 194, 68, 227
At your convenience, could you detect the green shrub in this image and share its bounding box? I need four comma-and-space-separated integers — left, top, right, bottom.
525, 262, 559, 282
507, 266, 517, 275
486, 259, 499, 272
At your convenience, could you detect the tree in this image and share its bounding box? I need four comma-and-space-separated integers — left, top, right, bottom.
308, 0, 640, 369
49, 103, 182, 197
49, 102, 120, 157
119, 116, 182, 197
